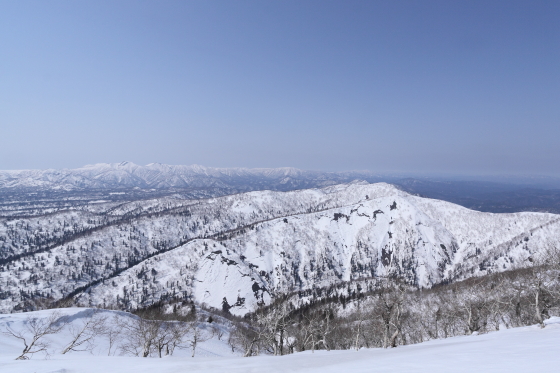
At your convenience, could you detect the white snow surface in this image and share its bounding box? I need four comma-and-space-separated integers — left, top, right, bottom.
2, 182, 560, 315
1, 308, 559, 373
0, 308, 236, 360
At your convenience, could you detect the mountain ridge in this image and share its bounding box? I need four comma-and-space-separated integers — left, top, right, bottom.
3, 163, 560, 215
0, 162, 384, 191
1, 182, 559, 315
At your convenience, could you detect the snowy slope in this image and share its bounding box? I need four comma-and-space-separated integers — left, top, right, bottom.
1, 308, 559, 373
80, 184, 560, 314
1, 183, 560, 315
0, 308, 235, 360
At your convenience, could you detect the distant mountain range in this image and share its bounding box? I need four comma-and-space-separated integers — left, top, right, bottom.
0, 161, 388, 191
1, 162, 560, 214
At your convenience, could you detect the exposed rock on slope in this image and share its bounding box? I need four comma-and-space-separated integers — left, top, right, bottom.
1, 183, 559, 315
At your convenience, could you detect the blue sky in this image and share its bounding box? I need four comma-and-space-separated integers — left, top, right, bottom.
1, 1, 559, 175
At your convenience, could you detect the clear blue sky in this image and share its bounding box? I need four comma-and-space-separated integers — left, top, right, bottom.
1, 1, 559, 175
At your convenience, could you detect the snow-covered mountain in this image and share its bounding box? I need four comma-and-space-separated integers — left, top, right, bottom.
1, 182, 559, 315
4, 163, 560, 217
0, 162, 382, 191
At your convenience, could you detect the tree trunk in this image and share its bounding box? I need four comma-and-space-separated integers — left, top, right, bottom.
244, 340, 255, 357
535, 290, 545, 328
383, 323, 390, 348
142, 341, 151, 357
191, 336, 197, 357
311, 334, 315, 353
355, 321, 361, 351
389, 329, 399, 348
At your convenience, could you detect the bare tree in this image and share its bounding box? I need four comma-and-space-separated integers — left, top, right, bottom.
285, 333, 297, 354
256, 303, 291, 356
105, 314, 124, 356
170, 322, 190, 356
152, 322, 174, 358
351, 307, 366, 351
302, 312, 324, 353
484, 275, 510, 331
187, 322, 213, 357
228, 322, 261, 357
212, 325, 225, 341
120, 316, 162, 357
2, 311, 67, 360
61, 310, 107, 354
316, 308, 334, 351
369, 282, 406, 348
119, 315, 191, 358
524, 255, 557, 328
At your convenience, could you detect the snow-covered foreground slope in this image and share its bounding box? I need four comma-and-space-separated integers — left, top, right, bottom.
0, 308, 236, 359
1, 308, 559, 373
2, 182, 560, 315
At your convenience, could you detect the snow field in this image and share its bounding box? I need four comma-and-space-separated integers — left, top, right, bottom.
1, 308, 559, 373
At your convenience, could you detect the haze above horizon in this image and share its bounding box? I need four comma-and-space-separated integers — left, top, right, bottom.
1, 1, 558, 176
